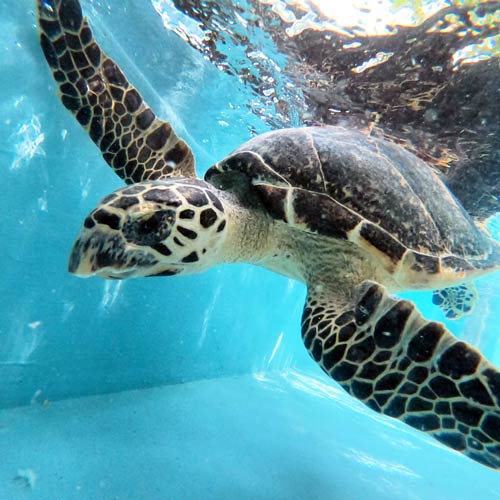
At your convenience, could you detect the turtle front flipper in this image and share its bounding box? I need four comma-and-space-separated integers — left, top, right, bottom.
302, 280, 500, 469
37, 0, 195, 183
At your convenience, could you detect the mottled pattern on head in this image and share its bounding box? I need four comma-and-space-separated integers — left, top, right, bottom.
70, 180, 227, 278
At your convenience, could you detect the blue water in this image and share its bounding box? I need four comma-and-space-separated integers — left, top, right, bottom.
1, 0, 500, 498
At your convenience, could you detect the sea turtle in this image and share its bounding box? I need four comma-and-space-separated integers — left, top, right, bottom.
37, 0, 500, 469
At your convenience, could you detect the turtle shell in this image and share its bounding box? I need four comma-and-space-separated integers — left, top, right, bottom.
205, 127, 500, 276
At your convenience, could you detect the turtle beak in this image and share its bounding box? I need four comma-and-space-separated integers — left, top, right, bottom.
68, 249, 91, 276
67, 229, 127, 278
68, 231, 99, 276
68, 227, 162, 279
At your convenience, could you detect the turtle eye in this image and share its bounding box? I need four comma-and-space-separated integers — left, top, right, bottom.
123, 209, 175, 246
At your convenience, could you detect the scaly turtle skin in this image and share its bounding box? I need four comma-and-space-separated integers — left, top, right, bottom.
38, 0, 500, 469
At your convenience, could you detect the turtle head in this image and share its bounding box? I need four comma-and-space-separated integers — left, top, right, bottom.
68, 181, 228, 279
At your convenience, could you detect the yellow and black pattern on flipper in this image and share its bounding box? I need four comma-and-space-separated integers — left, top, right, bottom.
302, 281, 500, 469
37, 0, 196, 183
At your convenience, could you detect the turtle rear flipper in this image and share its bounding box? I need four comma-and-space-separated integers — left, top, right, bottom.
432, 283, 478, 319
37, 0, 195, 183
302, 280, 500, 469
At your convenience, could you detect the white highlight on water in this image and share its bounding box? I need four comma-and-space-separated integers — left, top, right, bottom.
100, 281, 123, 311
268, 331, 284, 364
10, 114, 45, 170
199, 281, 223, 349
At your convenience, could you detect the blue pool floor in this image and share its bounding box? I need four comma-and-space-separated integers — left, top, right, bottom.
1, 372, 499, 500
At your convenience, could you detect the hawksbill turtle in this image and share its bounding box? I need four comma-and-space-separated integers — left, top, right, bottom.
37, 0, 500, 468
